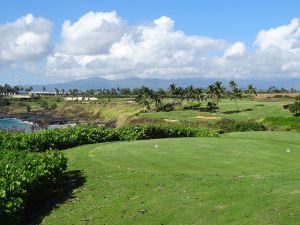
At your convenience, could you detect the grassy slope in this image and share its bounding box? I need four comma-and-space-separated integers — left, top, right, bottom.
42, 132, 300, 225
139, 99, 293, 121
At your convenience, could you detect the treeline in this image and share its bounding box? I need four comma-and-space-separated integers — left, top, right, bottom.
133, 81, 255, 111
46, 83, 299, 97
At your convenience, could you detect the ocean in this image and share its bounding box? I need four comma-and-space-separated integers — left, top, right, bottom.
0, 118, 33, 131
0, 118, 73, 132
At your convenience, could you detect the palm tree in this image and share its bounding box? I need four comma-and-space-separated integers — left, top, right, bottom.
168, 83, 177, 101
183, 85, 195, 102
207, 81, 225, 107
152, 93, 162, 109
229, 80, 243, 111
207, 85, 215, 101
245, 84, 257, 101
135, 86, 154, 110
193, 88, 206, 104
54, 88, 60, 95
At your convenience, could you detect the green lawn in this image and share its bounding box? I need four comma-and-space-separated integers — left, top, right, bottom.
42, 132, 300, 225
139, 99, 293, 122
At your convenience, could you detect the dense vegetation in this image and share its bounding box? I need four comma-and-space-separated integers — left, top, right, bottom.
0, 150, 67, 225
0, 125, 219, 153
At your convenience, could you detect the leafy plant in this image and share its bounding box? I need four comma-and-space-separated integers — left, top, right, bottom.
0, 150, 67, 224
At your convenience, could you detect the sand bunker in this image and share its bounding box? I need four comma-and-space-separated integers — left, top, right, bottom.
191, 115, 220, 119
164, 119, 179, 122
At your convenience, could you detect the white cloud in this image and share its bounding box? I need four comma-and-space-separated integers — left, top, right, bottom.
0, 14, 52, 63
4, 12, 300, 83
58, 11, 126, 55
254, 18, 300, 51
48, 12, 226, 80
224, 42, 246, 58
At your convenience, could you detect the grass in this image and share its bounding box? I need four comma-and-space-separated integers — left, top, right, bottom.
55, 100, 140, 125
139, 99, 293, 122
42, 132, 300, 225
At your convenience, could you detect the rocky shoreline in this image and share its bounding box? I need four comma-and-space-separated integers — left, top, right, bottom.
0, 111, 72, 125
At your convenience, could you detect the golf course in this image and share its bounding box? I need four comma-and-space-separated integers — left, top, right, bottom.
41, 131, 300, 225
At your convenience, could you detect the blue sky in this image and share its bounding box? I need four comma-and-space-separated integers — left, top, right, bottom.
2, 0, 300, 44
1, 0, 300, 85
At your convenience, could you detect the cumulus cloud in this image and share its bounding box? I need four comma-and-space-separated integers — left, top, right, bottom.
0, 14, 52, 63
3, 12, 300, 82
48, 12, 226, 79
254, 18, 300, 51
58, 11, 126, 55
224, 42, 246, 58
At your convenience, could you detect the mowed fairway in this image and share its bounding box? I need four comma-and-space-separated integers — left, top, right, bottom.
42, 132, 300, 225
139, 99, 293, 121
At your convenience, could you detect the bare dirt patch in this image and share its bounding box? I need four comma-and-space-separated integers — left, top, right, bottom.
191, 115, 220, 120
164, 119, 179, 122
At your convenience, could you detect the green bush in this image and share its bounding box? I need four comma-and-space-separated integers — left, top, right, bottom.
50, 103, 57, 110
0, 150, 67, 224
0, 97, 10, 106
0, 125, 219, 152
39, 100, 49, 109
212, 119, 266, 133
156, 103, 176, 112
118, 125, 219, 140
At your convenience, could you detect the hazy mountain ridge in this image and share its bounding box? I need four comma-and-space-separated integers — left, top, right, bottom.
22, 77, 300, 91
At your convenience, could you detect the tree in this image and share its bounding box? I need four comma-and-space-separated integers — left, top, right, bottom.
152, 93, 162, 109
207, 81, 225, 107
183, 85, 195, 102
193, 88, 206, 104
229, 80, 243, 111
168, 83, 177, 101
25, 87, 33, 94
135, 86, 154, 110
245, 84, 257, 100
54, 88, 60, 95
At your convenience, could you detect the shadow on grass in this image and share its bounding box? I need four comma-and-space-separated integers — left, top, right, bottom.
25, 170, 86, 225
223, 108, 253, 115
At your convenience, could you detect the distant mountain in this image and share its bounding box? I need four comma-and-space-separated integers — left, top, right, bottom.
22, 77, 300, 91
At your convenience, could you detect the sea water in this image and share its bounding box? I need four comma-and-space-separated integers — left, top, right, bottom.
0, 118, 33, 131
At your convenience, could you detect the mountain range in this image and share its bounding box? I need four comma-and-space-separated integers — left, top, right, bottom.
22, 77, 300, 91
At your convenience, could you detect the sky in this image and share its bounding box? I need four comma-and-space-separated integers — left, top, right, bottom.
1, 0, 300, 85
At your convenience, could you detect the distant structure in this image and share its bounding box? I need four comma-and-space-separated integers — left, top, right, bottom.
64, 97, 98, 101
10, 94, 31, 99
30, 91, 56, 96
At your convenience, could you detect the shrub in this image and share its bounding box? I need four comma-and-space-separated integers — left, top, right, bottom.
0, 97, 10, 106
26, 104, 31, 112
39, 100, 49, 109
0, 150, 67, 224
182, 103, 202, 110
288, 96, 300, 115
0, 125, 219, 153
283, 104, 291, 109
50, 103, 57, 110
156, 103, 176, 112
207, 102, 218, 112
212, 119, 266, 133
289, 103, 300, 115
117, 125, 219, 140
